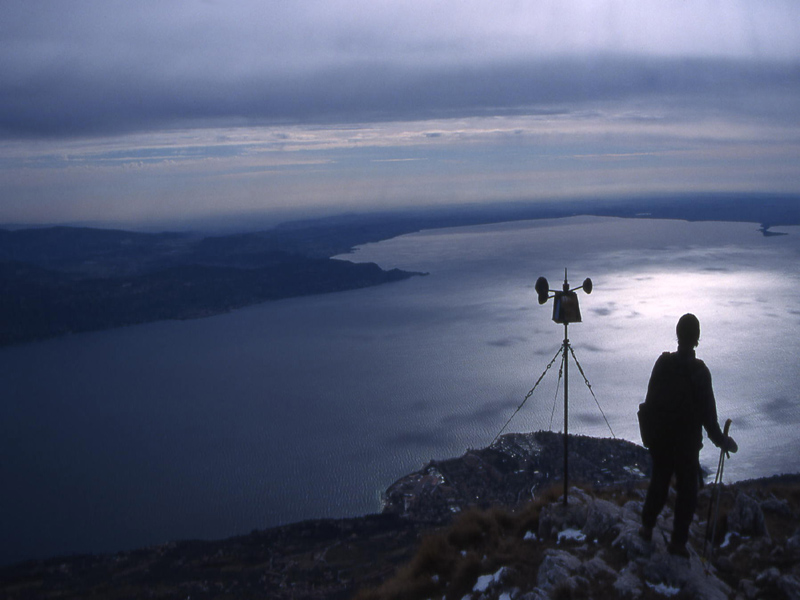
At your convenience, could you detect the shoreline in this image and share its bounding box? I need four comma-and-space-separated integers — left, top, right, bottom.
0, 431, 654, 569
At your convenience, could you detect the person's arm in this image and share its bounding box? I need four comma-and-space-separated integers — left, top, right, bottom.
700, 365, 736, 451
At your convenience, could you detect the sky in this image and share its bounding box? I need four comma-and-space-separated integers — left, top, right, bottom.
2, 0, 800, 228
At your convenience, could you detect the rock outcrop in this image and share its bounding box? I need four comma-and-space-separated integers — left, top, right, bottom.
361, 453, 800, 600
382, 431, 651, 522
363, 479, 800, 600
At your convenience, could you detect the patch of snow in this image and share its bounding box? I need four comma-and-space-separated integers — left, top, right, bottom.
473, 574, 493, 592
498, 593, 513, 600
557, 528, 586, 543
720, 531, 736, 549
524, 530, 537, 541
645, 581, 681, 596
473, 567, 507, 592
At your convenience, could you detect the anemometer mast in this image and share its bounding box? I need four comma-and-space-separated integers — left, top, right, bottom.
535, 269, 593, 505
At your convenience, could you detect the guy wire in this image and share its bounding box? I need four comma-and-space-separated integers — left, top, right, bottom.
568, 345, 616, 439
491, 346, 563, 446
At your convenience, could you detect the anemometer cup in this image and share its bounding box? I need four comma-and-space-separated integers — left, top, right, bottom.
535, 276, 550, 305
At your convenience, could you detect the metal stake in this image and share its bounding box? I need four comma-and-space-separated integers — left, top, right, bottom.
563, 322, 569, 505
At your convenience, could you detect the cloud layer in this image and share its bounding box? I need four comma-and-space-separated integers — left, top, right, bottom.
2, 1, 799, 224
2, 1, 799, 138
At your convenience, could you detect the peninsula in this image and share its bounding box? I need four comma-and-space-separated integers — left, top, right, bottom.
2, 192, 799, 346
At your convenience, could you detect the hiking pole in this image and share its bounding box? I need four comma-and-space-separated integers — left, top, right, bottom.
703, 418, 732, 561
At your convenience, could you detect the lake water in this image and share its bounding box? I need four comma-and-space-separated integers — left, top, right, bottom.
1, 216, 799, 566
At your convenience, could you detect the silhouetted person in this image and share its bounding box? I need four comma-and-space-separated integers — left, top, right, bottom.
639, 313, 737, 557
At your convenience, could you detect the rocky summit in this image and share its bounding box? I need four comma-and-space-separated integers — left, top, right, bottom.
1, 432, 798, 600
362, 448, 800, 600
360, 474, 800, 600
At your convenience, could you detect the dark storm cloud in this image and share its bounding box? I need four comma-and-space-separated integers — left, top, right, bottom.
2, 1, 799, 138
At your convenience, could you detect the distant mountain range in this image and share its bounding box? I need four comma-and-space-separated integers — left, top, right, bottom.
2, 193, 798, 346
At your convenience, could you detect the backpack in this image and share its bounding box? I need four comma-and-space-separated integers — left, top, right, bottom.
638, 352, 703, 450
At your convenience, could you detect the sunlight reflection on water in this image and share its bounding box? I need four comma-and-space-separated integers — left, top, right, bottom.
345, 216, 800, 483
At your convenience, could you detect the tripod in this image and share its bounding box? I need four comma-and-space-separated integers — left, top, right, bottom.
492, 272, 614, 505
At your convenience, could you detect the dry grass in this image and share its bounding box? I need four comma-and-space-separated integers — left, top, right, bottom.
356, 481, 636, 600
354, 483, 565, 600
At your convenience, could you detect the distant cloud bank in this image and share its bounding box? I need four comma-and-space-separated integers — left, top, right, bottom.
1, 1, 799, 224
